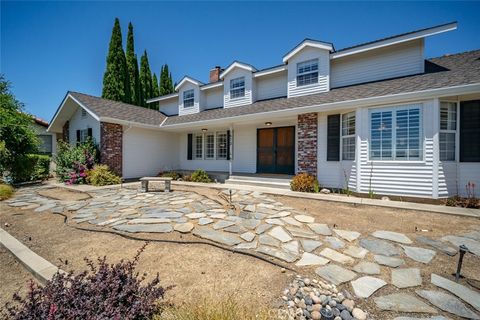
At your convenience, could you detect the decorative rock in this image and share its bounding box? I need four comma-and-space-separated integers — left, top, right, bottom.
416, 290, 480, 319
294, 214, 315, 223
402, 245, 436, 264
333, 229, 361, 242
255, 223, 273, 234
113, 223, 173, 233
352, 308, 366, 320
235, 240, 258, 250
360, 238, 401, 256
374, 293, 437, 313
394, 317, 449, 320
461, 230, 480, 241
374, 255, 405, 267
259, 234, 281, 247
343, 246, 368, 259
431, 273, 480, 312
351, 276, 387, 298
285, 226, 318, 239
325, 236, 345, 249
173, 222, 194, 233
240, 231, 255, 242
241, 219, 261, 230
198, 217, 213, 225
392, 268, 422, 288
244, 204, 256, 212
282, 240, 300, 255
353, 261, 380, 275
315, 265, 356, 285
442, 235, 480, 256
295, 252, 329, 266
342, 299, 355, 312
301, 239, 323, 252
320, 188, 331, 194
268, 226, 292, 243
311, 310, 321, 320
281, 216, 303, 227
255, 245, 298, 263
416, 236, 457, 256
319, 248, 354, 264
308, 223, 332, 236
185, 212, 206, 219
129, 218, 171, 224
212, 220, 235, 230
372, 230, 412, 244
224, 225, 247, 234
265, 218, 284, 226
340, 309, 353, 320
193, 226, 242, 246
34, 203, 57, 212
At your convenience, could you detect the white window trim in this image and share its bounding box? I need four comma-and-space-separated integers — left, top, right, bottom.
193, 133, 203, 160
183, 89, 195, 108
439, 100, 458, 162
205, 132, 215, 160
368, 103, 424, 162
296, 59, 319, 87
216, 131, 228, 160
341, 111, 356, 161
229, 77, 245, 100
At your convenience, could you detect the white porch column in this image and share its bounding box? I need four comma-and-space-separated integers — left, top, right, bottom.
229, 124, 233, 176
432, 98, 440, 199
355, 108, 363, 193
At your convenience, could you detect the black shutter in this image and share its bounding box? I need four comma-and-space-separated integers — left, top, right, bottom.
87, 128, 92, 138
187, 133, 193, 160
226, 130, 231, 160
460, 100, 480, 162
327, 114, 340, 161
76, 130, 80, 143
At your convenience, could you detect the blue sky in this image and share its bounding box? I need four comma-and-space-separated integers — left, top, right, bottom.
2, 1, 479, 121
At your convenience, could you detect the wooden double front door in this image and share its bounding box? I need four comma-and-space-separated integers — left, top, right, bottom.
257, 126, 295, 174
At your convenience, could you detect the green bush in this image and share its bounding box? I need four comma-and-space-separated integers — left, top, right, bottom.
160, 171, 181, 180
9, 154, 50, 183
190, 169, 212, 183
290, 173, 319, 193
54, 138, 98, 183
86, 165, 122, 186
0, 184, 14, 200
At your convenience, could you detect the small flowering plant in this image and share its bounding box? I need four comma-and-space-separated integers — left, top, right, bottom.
54, 137, 99, 184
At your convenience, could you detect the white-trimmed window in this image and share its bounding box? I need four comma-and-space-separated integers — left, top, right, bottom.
205, 133, 215, 159
216, 132, 228, 160
440, 101, 457, 161
193, 133, 203, 159
370, 104, 422, 161
296, 59, 318, 87
342, 112, 356, 160
230, 77, 245, 99
79, 129, 89, 144
183, 89, 194, 108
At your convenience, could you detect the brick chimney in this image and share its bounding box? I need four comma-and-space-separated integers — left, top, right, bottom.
209, 66, 223, 83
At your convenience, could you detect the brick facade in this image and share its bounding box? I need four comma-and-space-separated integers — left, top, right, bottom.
62, 121, 69, 142
100, 122, 123, 176
297, 113, 318, 176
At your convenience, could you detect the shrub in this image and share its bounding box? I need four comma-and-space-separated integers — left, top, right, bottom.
54, 138, 98, 184
3, 244, 170, 320
190, 169, 212, 183
0, 184, 14, 200
86, 164, 122, 186
160, 171, 181, 180
290, 173, 319, 193
9, 154, 50, 183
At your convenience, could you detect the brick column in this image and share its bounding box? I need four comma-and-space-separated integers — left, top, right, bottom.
100, 122, 123, 176
297, 113, 318, 176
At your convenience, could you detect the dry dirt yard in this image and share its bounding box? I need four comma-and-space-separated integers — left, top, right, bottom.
1, 184, 479, 319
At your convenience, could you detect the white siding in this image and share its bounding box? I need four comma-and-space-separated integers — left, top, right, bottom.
331, 39, 424, 88
122, 127, 178, 179
68, 106, 100, 145
158, 97, 179, 116
255, 72, 288, 101
204, 86, 224, 109
440, 159, 480, 198
178, 82, 201, 115
223, 68, 253, 108
287, 47, 330, 98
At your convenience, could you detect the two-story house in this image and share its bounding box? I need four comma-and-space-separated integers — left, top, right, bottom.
48, 21, 480, 199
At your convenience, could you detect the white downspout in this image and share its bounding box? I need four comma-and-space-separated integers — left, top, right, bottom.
229, 124, 233, 176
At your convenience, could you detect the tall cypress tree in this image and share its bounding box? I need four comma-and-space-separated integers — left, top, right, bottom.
133, 54, 142, 106
139, 50, 153, 107
168, 71, 174, 94
125, 22, 139, 105
159, 64, 174, 96
102, 18, 129, 103
152, 73, 160, 97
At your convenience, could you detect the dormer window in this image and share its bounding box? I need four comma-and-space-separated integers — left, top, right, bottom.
296, 59, 318, 87
230, 77, 245, 99
183, 89, 194, 108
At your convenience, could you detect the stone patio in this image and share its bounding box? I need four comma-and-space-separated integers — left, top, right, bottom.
6, 185, 480, 319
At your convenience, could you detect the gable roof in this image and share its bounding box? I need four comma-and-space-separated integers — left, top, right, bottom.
219, 61, 257, 79
174, 76, 204, 91
283, 39, 334, 63
162, 49, 480, 126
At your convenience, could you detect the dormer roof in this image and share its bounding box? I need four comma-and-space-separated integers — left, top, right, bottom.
282, 39, 334, 63
219, 61, 257, 79
175, 76, 204, 91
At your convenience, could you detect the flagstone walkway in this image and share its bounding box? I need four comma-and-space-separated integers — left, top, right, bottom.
5, 185, 480, 319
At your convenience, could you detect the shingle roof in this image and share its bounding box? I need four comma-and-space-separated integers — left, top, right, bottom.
163, 49, 480, 126
69, 92, 166, 126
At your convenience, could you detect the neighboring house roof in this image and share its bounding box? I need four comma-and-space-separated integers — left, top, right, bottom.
33, 117, 49, 127
162, 49, 480, 126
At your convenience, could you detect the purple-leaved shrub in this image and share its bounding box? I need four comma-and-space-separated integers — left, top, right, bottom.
3, 243, 170, 320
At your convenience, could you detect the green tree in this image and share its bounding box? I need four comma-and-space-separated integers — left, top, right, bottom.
125, 22, 140, 105
102, 18, 130, 103
152, 73, 159, 97
139, 50, 153, 107
133, 54, 142, 106
159, 64, 174, 96
0, 75, 39, 181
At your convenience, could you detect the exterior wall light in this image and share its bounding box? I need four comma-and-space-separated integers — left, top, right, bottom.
265, 122, 272, 126
201, 128, 208, 132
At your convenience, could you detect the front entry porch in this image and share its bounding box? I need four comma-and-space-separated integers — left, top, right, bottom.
256, 126, 295, 175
